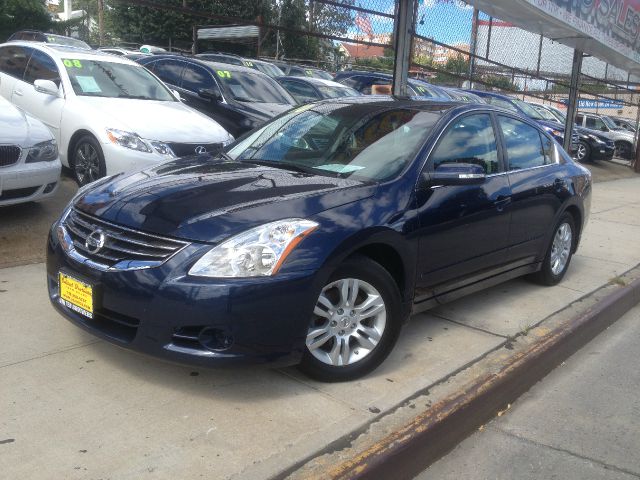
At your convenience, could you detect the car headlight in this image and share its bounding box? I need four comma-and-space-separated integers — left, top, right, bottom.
189, 219, 319, 278
148, 140, 176, 157
106, 128, 152, 153
543, 127, 563, 139
588, 134, 605, 144
26, 139, 58, 163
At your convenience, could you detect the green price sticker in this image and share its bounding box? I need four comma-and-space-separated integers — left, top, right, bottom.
243, 61, 254, 67
216, 70, 232, 79
63, 59, 83, 68
305, 69, 313, 76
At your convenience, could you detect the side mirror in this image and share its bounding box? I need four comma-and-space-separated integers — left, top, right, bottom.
432, 163, 486, 186
198, 87, 222, 102
171, 89, 181, 101
34, 79, 59, 96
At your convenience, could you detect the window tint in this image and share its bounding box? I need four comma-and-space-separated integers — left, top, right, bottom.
540, 133, 554, 164
151, 59, 184, 86
0, 45, 31, 79
288, 66, 307, 76
24, 50, 60, 86
280, 80, 320, 102
575, 114, 583, 125
181, 63, 214, 92
498, 116, 547, 170
430, 113, 500, 174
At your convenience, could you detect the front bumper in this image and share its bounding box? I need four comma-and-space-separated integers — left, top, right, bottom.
101, 142, 173, 176
46, 224, 322, 368
589, 142, 615, 160
0, 158, 61, 206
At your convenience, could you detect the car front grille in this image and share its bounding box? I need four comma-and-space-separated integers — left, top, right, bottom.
167, 142, 223, 157
63, 208, 188, 269
0, 145, 21, 167
0, 186, 39, 200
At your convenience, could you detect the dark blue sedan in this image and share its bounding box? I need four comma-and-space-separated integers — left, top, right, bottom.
47, 98, 592, 381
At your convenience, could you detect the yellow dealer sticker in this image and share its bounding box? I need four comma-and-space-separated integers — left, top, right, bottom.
59, 272, 94, 318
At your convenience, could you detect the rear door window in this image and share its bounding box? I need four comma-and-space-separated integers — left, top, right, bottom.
280, 79, 320, 102
0, 45, 32, 79
430, 113, 500, 174
498, 116, 548, 170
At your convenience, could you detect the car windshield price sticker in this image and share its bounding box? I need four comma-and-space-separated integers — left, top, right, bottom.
216, 70, 232, 79
59, 273, 94, 319
63, 59, 83, 68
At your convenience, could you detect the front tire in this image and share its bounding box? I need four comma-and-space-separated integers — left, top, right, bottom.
72, 135, 106, 186
299, 255, 403, 382
575, 141, 590, 162
533, 213, 575, 286
614, 141, 632, 159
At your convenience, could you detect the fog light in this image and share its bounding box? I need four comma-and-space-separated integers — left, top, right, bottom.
198, 327, 234, 352
43, 182, 57, 194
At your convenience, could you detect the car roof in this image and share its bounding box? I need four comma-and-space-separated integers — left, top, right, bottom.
278, 76, 353, 88
2, 41, 138, 64
141, 54, 263, 74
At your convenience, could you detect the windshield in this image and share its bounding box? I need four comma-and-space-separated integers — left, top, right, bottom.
512, 99, 545, 120
227, 104, 440, 181
253, 62, 284, 77
216, 70, 294, 104
63, 59, 176, 100
600, 115, 618, 129
306, 69, 333, 80
548, 106, 566, 122
47, 34, 91, 50
317, 85, 360, 98
531, 105, 557, 121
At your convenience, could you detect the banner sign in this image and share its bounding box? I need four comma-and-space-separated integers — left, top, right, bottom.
524, 0, 640, 64
560, 98, 624, 109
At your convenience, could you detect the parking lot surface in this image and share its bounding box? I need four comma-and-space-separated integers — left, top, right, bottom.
1, 170, 639, 480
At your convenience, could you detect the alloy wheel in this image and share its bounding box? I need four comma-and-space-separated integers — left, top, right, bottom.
550, 222, 572, 276
306, 278, 386, 367
576, 143, 587, 161
75, 142, 101, 185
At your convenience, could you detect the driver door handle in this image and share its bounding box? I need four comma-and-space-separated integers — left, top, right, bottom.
495, 195, 511, 212
13, 89, 23, 97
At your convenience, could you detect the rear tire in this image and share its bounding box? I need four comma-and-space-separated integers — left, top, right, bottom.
72, 135, 106, 186
298, 255, 403, 382
532, 213, 575, 286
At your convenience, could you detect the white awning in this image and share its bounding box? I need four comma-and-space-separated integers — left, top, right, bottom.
198, 25, 260, 41
470, 0, 640, 74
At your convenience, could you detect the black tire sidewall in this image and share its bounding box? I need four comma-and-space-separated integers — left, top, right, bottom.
299, 255, 403, 382
538, 213, 575, 286
73, 135, 106, 186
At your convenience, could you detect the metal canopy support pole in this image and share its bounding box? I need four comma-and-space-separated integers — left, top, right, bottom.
563, 49, 583, 153
392, 0, 414, 96
468, 7, 479, 89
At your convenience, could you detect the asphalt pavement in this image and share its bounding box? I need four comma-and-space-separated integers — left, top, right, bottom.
417, 303, 640, 480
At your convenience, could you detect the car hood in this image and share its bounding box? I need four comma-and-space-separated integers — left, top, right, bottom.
77, 97, 232, 143
74, 156, 376, 243
0, 99, 52, 146
231, 101, 293, 121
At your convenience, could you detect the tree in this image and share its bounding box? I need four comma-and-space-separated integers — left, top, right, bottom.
0, 0, 52, 42
483, 74, 520, 92
279, 0, 311, 59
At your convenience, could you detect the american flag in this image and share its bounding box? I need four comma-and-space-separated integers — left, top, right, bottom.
355, 13, 374, 38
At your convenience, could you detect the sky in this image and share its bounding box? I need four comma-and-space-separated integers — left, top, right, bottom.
352, 0, 474, 45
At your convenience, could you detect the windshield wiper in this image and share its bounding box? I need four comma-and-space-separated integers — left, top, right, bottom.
243, 159, 317, 174
117, 94, 154, 100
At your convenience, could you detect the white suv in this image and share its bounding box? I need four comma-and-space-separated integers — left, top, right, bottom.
0, 95, 61, 206
0, 42, 234, 185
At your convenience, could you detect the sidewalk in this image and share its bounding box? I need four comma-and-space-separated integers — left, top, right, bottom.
1, 177, 639, 480
417, 303, 640, 480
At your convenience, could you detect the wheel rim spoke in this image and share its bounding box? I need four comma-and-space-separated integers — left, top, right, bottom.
307, 277, 387, 367
550, 222, 572, 275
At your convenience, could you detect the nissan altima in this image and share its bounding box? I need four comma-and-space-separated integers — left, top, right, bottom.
47, 98, 592, 382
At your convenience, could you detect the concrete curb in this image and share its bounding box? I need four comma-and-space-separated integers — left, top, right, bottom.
285, 268, 640, 480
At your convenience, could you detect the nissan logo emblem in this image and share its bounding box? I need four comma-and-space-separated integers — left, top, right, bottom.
85, 229, 106, 254
195, 146, 207, 154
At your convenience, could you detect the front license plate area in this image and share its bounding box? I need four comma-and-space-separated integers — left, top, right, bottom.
59, 272, 95, 319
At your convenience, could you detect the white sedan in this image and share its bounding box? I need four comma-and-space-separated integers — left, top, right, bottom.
0, 42, 234, 185
0, 96, 61, 206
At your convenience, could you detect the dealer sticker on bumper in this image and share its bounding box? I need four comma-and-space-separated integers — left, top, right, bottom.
59, 272, 94, 319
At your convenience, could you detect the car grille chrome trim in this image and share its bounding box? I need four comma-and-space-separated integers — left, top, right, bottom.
0, 145, 21, 167
60, 208, 189, 271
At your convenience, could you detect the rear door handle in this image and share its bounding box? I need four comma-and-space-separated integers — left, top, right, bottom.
494, 195, 511, 212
